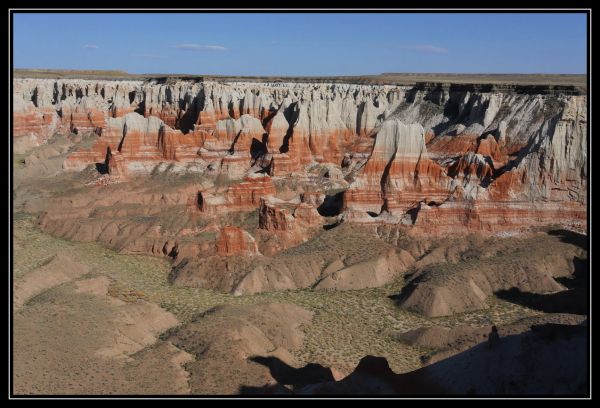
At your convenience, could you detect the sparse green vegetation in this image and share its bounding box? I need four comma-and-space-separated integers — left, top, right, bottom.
13, 213, 546, 376
13, 154, 27, 169
224, 210, 259, 232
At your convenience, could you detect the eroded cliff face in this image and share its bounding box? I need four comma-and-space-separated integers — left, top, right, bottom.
13, 77, 587, 292
13, 78, 395, 161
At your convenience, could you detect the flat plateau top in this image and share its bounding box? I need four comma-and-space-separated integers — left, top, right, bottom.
13, 69, 587, 89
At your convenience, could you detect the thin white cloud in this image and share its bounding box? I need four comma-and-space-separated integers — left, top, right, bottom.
131, 53, 168, 59
83, 44, 99, 49
173, 43, 227, 51
411, 44, 448, 54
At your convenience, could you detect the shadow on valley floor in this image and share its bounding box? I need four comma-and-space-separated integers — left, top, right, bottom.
239, 354, 445, 396
555, 256, 589, 289
494, 287, 587, 315
495, 255, 588, 315
323, 221, 341, 231
317, 192, 344, 217
547, 229, 588, 250
95, 162, 108, 175
239, 356, 335, 395
386, 275, 420, 305
238, 322, 588, 396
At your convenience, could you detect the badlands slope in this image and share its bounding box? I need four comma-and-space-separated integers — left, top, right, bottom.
12, 72, 588, 395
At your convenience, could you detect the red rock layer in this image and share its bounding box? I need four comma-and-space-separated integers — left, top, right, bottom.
225, 174, 276, 210
447, 152, 494, 183
215, 226, 259, 256
427, 134, 479, 157
199, 114, 267, 177
344, 95, 587, 233
310, 129, 356, 164
264, 111, 289, 154
105, 147, 126, 177
61, 106, 105, 134
258, 198, 295, 231
198, 174, 277, 215
344, 120, 450, 218
157, 127, 204, 161
268, 127, 312, 175
143, 107, 181, 129
15, 79, 587, 237
413, 200, 587, 234
197, 110, 217, 129
111, 106, 137, 118
63, 113, 203, 171
383, 156, 449, 213
268, 153, 300, 176
13, 107, 57, 144
292, 203, 323, 227
256, 196, 323, 256
258, 197, 323, 232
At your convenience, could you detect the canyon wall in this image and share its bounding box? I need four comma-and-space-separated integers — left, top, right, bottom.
13, 77, 587, 235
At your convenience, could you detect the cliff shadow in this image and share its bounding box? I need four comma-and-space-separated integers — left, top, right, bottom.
388, 273, 422, 306
250, 134, 268, 160
317, 192, 345, 217
261, 108, 278, 129
237, 323, 587, 396
239, 355, 335, 394
323, 221, 341, 231
555, 256, 588, 289
547, 229, 588, 250
413, 324, 588, 396
237, 350, 490, 396
495, 253, 588, 315
279, 125, 294, 154
95, 162, 109, 175
178, 106, 200, 134
494, 287, 587, 315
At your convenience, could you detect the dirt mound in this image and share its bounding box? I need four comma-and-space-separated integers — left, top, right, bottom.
394, 325, 488, 350
314, 248, 414, 290
96, 300, 179, 360
393, 312, 587, 366
166, 303, 314, 394
394, 231, 584, 317
13, 274, 191, 395
13, 254, 91, 309
170, 223, 411, 294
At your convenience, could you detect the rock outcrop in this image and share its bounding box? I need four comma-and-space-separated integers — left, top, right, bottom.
344, 93, 587, 233
168, 223, 411, 295
14, 78, 402, 171
14, 79, 587, 233
344, 119, 449, 221
215, 226, 259, 256
62, 112, 198, 172
198, 173, 276, 215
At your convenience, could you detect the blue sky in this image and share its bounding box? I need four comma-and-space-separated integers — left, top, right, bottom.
13, 13, 587, 76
